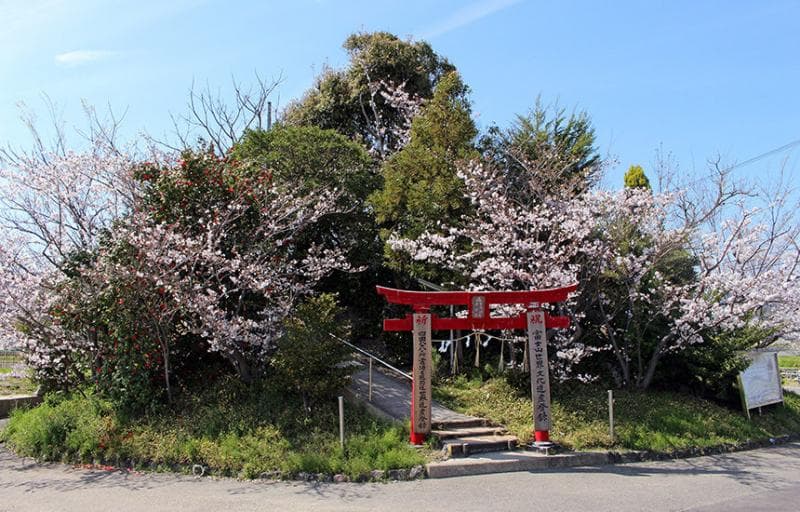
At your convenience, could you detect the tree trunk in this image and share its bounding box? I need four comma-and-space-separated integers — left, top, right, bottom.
639, 336, 670, 390
162, 345, 173, 403
230, 351, 254, 383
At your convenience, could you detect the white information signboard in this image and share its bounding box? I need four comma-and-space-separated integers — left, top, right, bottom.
738, 351, 783, 418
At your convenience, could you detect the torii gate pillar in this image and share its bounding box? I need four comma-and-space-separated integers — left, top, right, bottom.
378, 284, 577, 445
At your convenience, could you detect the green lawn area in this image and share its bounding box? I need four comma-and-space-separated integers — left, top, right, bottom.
0, 362, 37, 396
0, 378, 426, 479
0, 377, 38, 396
434, 376, 800, 452
779, 355, 800, 368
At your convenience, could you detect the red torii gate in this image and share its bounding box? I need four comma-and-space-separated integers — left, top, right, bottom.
377, 283, 577, 446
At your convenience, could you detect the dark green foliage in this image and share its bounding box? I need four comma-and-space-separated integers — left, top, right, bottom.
272, 294, 353, 408
370, 71, 478, 272
624, 164, 651, 190
232, 125, 376, 202
658, 325, 770, 403
231, 125, 379, 270
481, 99, 600, 200
232, 125, 385, 340
284, 31, 453, 155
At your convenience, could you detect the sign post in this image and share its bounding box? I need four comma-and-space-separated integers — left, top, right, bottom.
738, 351, 784, 419
527, 308, 552, 444
411, 312, 433, 444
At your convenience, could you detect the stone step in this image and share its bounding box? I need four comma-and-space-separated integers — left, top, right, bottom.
426, 450, 611, 478
442, 434, 519, 458
431, 426, 507, 440
432, 418, 489, 430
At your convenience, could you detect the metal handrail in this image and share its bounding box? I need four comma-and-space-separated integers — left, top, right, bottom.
0, 349, 23, 369
328, 332, 412, 381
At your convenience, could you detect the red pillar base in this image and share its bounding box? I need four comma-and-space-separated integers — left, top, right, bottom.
534, 430, 550, 443
410, 430, 426, 445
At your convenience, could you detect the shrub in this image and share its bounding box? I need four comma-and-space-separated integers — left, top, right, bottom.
1, 379, 424, 479
272, 294, 354, 409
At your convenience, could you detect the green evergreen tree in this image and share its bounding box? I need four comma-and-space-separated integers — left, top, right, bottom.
283, 31, 453, 156
370, 71, 478, 243
624, 164, 651, 190
481, 100, 600, 200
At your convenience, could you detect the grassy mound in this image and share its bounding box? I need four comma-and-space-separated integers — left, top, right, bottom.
779, 355, 800, 368
435, 376, 800, 452
0, 378, 424, 479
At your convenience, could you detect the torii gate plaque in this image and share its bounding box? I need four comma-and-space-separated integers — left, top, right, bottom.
377, 283, 577, 445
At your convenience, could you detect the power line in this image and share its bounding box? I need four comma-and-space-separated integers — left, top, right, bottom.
721, 138, 800, 174
671, 138, 800, 189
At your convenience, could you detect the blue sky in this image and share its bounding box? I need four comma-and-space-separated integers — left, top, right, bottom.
2, 0, 799, 188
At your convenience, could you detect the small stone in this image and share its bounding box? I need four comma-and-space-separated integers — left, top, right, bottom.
369, 469, 385, 481
316, 473, 331, 482
387, 469, 406, 480
333, 473, 349, 483
408, 465, 425, 479
260, 470, 282, 480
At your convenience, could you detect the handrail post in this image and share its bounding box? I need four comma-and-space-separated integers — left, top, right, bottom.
608, 389, 615, 442
368, 358, 373, 402
338, 396, 345, 448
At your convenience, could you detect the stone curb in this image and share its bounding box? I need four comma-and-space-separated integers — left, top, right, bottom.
425, 434, 800, 479
0, 394, 41, 418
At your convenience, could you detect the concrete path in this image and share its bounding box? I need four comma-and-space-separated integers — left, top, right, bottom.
349, 367, 473, 424
2, 443, 800, 511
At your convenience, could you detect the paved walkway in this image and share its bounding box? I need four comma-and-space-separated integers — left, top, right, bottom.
349, 366, 474, 423
2, 443, 800, 511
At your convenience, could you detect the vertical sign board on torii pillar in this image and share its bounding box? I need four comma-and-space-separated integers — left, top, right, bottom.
412, 313, 432, 439
378, 283, 577, 445
527, 309, 551, 442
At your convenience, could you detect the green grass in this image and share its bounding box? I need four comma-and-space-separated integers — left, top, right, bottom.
779, 355, 800, 368
0, 378, 425, 479
0, 376, 37, 396
434, 376, 800, 452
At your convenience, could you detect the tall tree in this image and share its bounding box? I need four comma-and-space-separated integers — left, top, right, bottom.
283, 31, 452, 157
232, 125, 384, 337
481, 100, 601, 200
370, 71, 478, 253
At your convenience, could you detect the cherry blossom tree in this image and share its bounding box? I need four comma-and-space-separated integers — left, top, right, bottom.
0, 136, 143, 389
0, 137, 352, 404
123, 188, 349, 383
389, 156, 800, 389
0, 139, 139, 272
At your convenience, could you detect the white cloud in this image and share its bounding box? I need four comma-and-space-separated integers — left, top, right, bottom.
54, 50, 117, 67
420, 0, 524, 39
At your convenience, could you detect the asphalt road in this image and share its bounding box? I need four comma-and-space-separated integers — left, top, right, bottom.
2, 442, 800, 512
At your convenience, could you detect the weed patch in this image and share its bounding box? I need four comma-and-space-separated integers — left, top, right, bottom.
1, 379, 424, 479
435, 377, 800, 452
